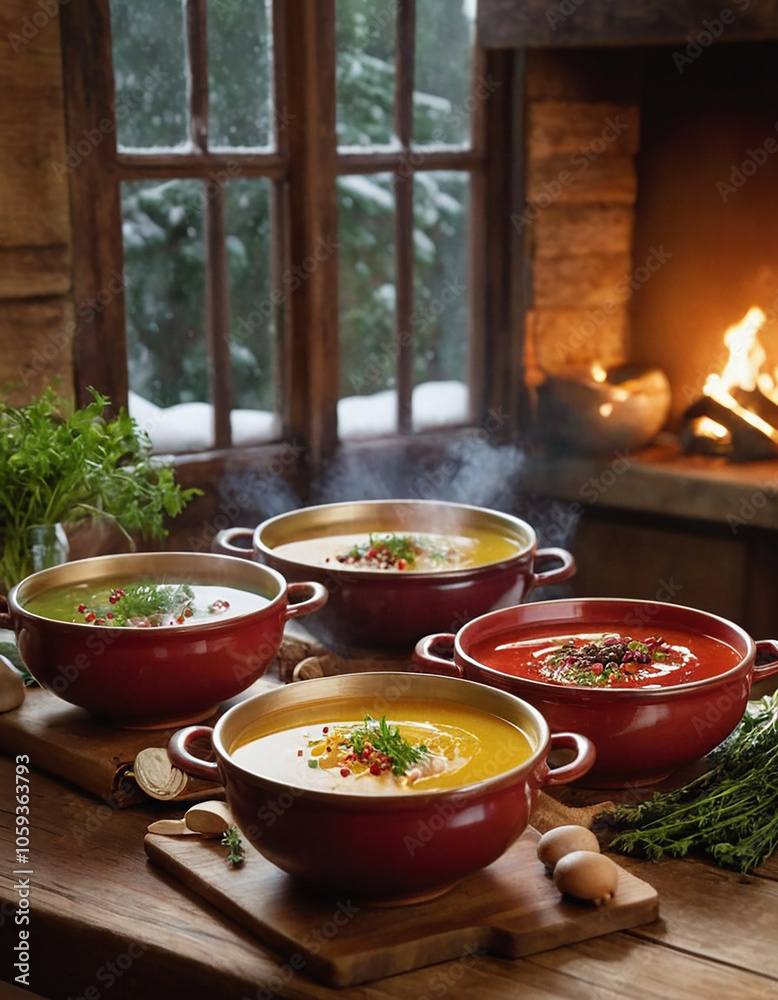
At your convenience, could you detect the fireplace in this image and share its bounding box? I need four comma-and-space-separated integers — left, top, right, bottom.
477, 2, 778, 641
480, 2, 778, 458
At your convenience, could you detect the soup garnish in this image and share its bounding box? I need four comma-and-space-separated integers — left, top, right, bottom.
306, 714, 430, 779
271, 527, 521, 572
25, 578, 265, 627
230, 697, 535, 794
472, 626, 742, 688
541, 634, 680, 686
76, 582, 201, 627
332, 533, 463, 571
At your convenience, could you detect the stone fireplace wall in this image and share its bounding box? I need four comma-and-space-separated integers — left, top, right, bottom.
524, 50, 641, 377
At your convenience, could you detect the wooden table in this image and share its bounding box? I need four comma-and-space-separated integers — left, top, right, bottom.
2, 743, 778, 1000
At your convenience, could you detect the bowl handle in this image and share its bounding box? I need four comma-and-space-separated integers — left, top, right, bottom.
168, 725, 220, 782
211, 527, 255, 558
754, 639, 778, 682
541, 732, 596, 787
412, 634, 463, 679
530, 548, 577, 590
284, 581, 329, 621
0, 595, 11, 631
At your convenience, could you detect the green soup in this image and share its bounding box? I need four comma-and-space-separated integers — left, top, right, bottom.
24, 577, 271, 627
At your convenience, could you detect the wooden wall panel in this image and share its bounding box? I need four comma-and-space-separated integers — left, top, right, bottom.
0, 7, 70, 251
0, 0, 74, 396
0, 298, 75, 401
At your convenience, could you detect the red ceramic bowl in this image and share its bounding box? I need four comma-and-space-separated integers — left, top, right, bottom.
413, 598, 778, 787
213, 499, 576, 651
168, 671, 595, 905
1, 551, 328, 728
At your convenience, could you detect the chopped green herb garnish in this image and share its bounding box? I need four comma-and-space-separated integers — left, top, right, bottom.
221, 825, 245, 867
76, 581, 196, 627
347, 714, 429, 777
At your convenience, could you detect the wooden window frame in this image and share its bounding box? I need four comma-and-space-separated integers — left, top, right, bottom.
60, 0, 526, 492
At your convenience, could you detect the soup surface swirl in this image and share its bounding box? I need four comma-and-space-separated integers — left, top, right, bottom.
230, 697, 535, 795
470, 626, 741, 688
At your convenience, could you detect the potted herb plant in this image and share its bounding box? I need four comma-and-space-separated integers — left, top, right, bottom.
0, 386, 200, 593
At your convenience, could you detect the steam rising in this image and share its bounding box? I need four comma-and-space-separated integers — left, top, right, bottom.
220, 433, 581, 557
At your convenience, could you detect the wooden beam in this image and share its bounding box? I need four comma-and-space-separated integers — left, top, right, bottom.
281, 0, 339, 468
184, 0, 233, 448
478, 0, 778, 48
205, 186, 233, 448
473, 46, 513, 435
117, 152, 287, 178
394, 0, 416, 434
185, 0, 209, 152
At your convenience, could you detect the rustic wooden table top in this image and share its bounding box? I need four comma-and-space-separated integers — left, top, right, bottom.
2, 740, 778, 1000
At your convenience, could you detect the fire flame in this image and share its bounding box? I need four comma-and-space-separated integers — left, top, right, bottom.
702, 306, 778, 442
704, 307, 766, 396
692, 416, 730, 442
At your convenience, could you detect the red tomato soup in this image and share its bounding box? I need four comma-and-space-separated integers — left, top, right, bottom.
469, 625, 742, 688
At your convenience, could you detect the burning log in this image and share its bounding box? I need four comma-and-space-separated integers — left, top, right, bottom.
680, 394, 778, 461
730, 386, 778, 428
681, 306, 778, 460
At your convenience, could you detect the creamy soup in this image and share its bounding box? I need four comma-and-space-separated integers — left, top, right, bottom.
470, 626, 741, 688
271, 529, 522, 572
230, 697, 535, 795
25, 577, 270, 627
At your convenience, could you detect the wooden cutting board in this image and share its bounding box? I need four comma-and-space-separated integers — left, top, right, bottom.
145, 827, 659, 988
0, 683, 272, 806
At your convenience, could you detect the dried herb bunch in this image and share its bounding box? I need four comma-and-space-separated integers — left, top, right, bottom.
0, 386, 199, 591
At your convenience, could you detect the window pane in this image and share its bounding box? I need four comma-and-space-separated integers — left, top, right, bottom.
110, 0, 188, 148
336, 0, 396, 147
412, 171, 470, 429
413, 0, 475, 146
225, 179, 275, 414
338, 174, 396, 434
122, 180, 207, 410
207, 0, 274, 148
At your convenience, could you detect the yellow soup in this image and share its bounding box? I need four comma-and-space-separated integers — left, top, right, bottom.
271, 528, 522, 572
230, 697, 535, 795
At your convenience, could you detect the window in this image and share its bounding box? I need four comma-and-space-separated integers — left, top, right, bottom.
62, 0, 519, 471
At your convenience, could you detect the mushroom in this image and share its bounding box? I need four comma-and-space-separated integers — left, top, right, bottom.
552, 850, 621, 905
184, 800, 234, 836
536, 824, 601, 869
0, 654, 26, 712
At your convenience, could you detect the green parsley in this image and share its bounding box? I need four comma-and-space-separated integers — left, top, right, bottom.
0, 385, 200, 591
